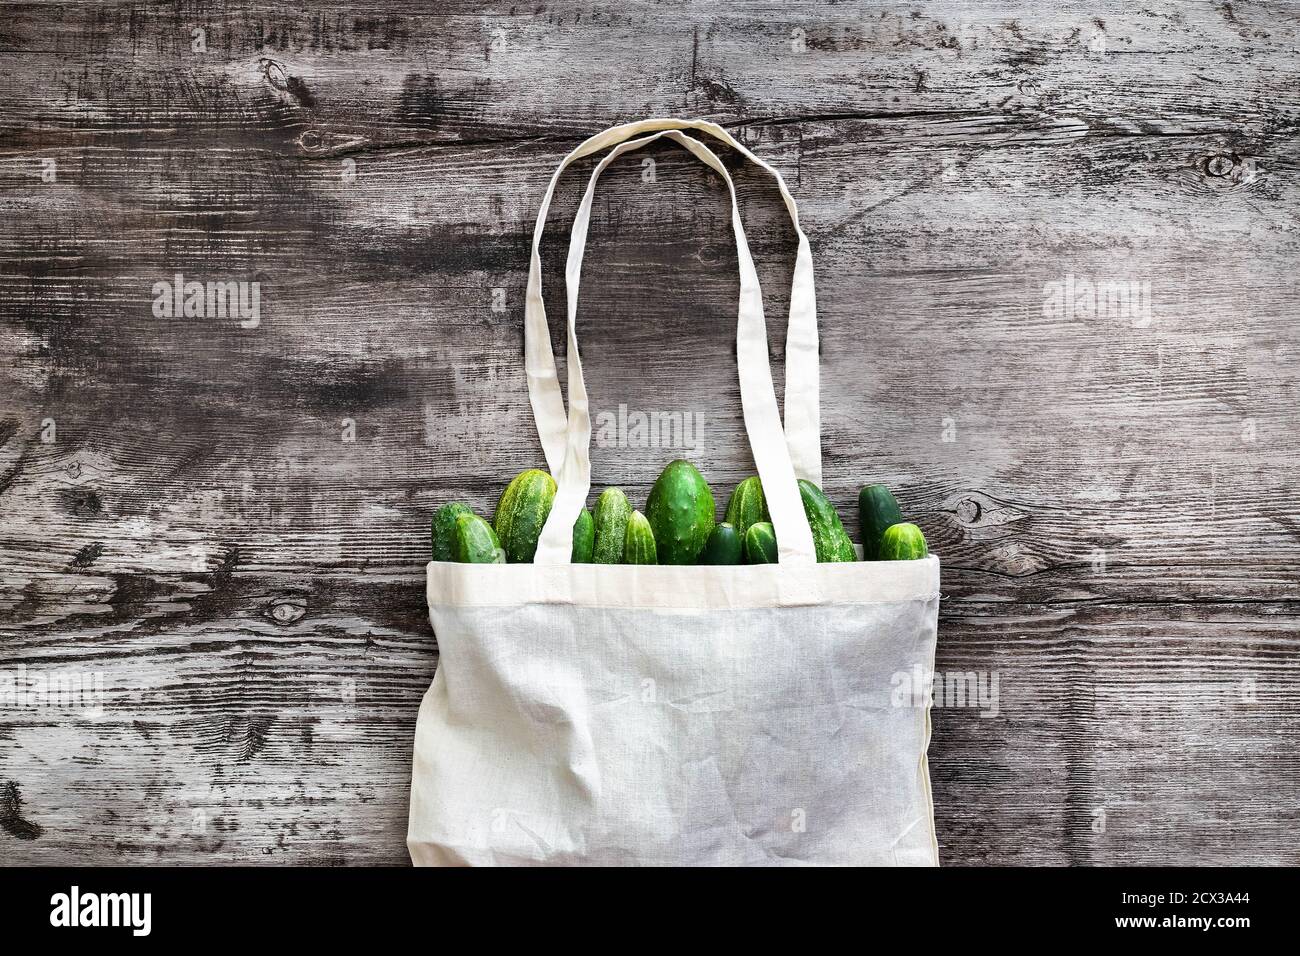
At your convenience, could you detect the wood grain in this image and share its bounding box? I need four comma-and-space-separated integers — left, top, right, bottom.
2, 0, 1297, 865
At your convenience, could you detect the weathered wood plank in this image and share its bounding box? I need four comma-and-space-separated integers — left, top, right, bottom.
1, 126, 1295, 592
3, 1, 1298, 145
3, 575, 1295, 864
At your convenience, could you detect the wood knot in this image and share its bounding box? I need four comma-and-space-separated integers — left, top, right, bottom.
296, 129, 368, 157
267, 599, 306, 625
1201, 153, 1258, 189
259, 58, 316, 108
697, 243, 724, 266
1205, 154, 1235, 177
944, 491, 1028, 535
260, 58, 289, 91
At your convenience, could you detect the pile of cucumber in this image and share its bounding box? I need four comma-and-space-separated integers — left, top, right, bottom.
433, 459, 929, 566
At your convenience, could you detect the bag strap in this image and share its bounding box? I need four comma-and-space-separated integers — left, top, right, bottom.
532, 129, 816, 565
524, 118, 821, 486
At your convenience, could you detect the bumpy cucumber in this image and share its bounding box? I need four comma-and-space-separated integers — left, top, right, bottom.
743, 521, 778, 564
431, 502, 473, 562
797, 479, 857, 563
699, 521, 743, 565
453, 513, 506, 563
646, 459, 715, 565
723, 476, 770, 541
623, 510, 658, 565
493, 469, 557, 563
879, 522, 929, 560
859, 484, 904, 561
571, 507, 595, 563
592, 487, 632, 564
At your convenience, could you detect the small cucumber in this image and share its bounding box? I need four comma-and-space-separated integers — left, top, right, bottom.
571, 507, 595, 563
493, 469, 557, 563
879, 522, 928, 560
699, 521, 743, 565
743, 521, 778, 564
623, 510, 658, 565
646, 459, 715, 565
431, 502, 473, 562
797, 479, 857, 563
453, 513, 506, 563
723, 476, 770, 540
592, 487, 632, 564
859, 484, 904, 561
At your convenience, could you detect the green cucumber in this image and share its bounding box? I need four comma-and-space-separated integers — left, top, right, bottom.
723, 476, 769, 541
592, 487, 632, 564
623, 510, 658, 565
571, 507, 595, 563
879, 522, 928, 560
431, 502, 473, 562
797, 479, 857, 563
453, 513, 506, 563
859, 484, 904, 561
493, 469, 557, 563
743, 521, 778, 564
645, 459, 715, 565
699, 521, 743, 565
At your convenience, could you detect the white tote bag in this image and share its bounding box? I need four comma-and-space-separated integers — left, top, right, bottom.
409, 119, 941, 866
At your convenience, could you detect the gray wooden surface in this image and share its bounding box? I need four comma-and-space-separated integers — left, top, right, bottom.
2, 1, 1297, 865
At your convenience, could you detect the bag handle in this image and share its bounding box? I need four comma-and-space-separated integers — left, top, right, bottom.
532, 129, 817, 565
525, 118, 821, 486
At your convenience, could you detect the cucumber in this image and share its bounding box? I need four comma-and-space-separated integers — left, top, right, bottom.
431, 502, 473, 562
453, 513, 506, 563
592, 487, 632, 564
723, 476, 769, 540
859, 484, 904, 561
646, 459, 715, 565
879, 522, 928, 560
493, 469, 557, 563
571, 507, 595, 563
623, 510, 658, 565
743, 521, 778, 564
699, 521, 743, 565
797, 479, 857, 563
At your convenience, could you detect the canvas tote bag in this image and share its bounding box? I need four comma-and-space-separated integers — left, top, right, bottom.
409, 119, 941, 866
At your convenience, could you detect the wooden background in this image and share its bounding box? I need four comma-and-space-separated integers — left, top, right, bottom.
2, 1, 1297, 865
